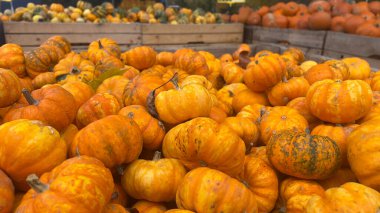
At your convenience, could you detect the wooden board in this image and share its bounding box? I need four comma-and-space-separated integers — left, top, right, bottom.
250, 40, 323, 56
244, 26, 327, 49
142, 23, 244, 45
324, 31, 380, 58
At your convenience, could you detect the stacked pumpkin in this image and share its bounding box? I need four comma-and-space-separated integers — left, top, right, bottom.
236, 0, 380, 37
0, 37, 379, 213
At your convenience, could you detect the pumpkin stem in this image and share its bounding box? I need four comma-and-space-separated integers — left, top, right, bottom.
199, 160, 208, 167
71, 66, 81, 75
282, 75, 288, 83
116, 165, 124, 176
76, 146, 81, 157
336, 124, 343, 127
26, 174, 49, 193
153, 151, 162, 161
305, 128, 311, 135
241, 179, 250, 188
22, 88, 39, 106
256, 107, 267, 124
111, 191, 119, 200
238, 50, 251, 69
98, 40, 103, 49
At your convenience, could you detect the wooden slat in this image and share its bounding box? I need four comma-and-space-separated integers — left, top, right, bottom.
324, 32, 380, 58
142, 33, 242, 45
250, 40, 323, 55
323, 50, 380, 70
3, 22, 141, 34
142, 23, 243, 34
5, 34, 141, 46
245, 26, 327, 49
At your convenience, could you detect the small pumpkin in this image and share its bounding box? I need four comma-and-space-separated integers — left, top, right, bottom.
18, 77, 34, 92
308, 0, 331, 13
217, 83, 248, 115
88, 38, 121, 64
70, 115, 143, 169
262, 13, 289, 28
282, 47, 305, 64
318, 168, 357, 189
342, 57, 371, 80
96, 75, 129, 106
0, 43, 26, 77
103, 204, 129, 213
306, 79, 373, 124
344, 15, 366, 34
132, 201, 166, 213
331, 16, 346, 32
124, 46, 157, 70
61, 124, 78, 149
222, 117, 259, 150
31, 72, 56, 89
220, 62, 244, 84
267, 76, 310, 106
95, 55, 124, 73
308, 9, 331, 30
304, 63, 343, 85
324, 59, 350, 80
110, 184, 128, 207
0, 68, 21, 107
0, 169, 15, 213
248, 146, 271, 167
61, 81, 95, 110
283, 2, 299, 16
122, 66, 140, 80
286, 97, 320, 127
156, 51, 174, 66
236, 104, 269, 124
174, 51, 210, 76
232, 89, 269, 113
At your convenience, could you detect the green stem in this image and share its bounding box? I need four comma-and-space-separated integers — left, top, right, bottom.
22, 88, 39, 106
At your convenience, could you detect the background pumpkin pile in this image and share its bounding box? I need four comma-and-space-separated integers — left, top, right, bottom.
0, 1, 226, 24
234, 0, 380, 37
0, 36, 379, 213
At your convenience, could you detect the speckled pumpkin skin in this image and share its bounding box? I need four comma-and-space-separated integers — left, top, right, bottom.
267, 130, 341, 180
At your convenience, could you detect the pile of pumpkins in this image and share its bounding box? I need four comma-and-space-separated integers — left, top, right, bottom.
0, 1, 225, 24
235, 0, 380, 37
0, 36, 379, 213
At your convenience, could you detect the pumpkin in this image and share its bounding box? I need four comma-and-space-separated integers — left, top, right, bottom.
140, 65, 167, 78
216, 83, 248, 115
174, 51, 210, 76
151, 77, 213, 124
0, 68, 21, 107
262, 13, 288, 28
244, 53, 286, 92
306, 79, 373, 124
222, 117, 259, 150
286, 97, 320, 126
268, 76, 310, 106
61, 124, 78, 149
220, 62, 243, 84
347, 119, 380, 191
123, 74, 166, 107
119, 105, 165, 150
232, 44, 251, 60
156, 52, 174, 66
270, 2, 286, 12
369, 1, 380, 14
300, 60, 317, 73
279, 178, 325, 213
304, 63, 343, 85
237, 104, 269, 124
132, 201, 166, 213
282, 47, 305, 64
246, 12, 261, 25
359, 102, 380, 123
239, 156, 278, 213
371, 72, 380, 91
283, 2, 299, 16
0, 119, 67, 191
110, 184, 128, 207
40, 36, 71, 63
356, 20, 380, 37
344, 15, 366, 34
122, 66, 140, 80
96, 75, 129, 106
324, 59, 350, 80
206, 60, 224, 90
70, 115, 142, 169
267, 130, 341, 180
163, 117, 246, 177
332, 2, 352, 16
308, 0, 331, 13
161, 67, 189, 85
88, 38, 121, 64
331, 16, 346, 32
61, 81, 95, 110
31, 72, 56, 89
220, 53, 233, 63
198, 51, 216, 61
122, 151, 186, 202
96, 55, 124, 73
311, 124, 358, 167
209, 106, 228, 123
15, 156, 114, 213
0, 43, 26, 77
0, 169, 14, 213
308, 10, 331, 30
318, 168, 357, 189
124, 46, 157, 70
259, 106, 308, 145
53, 52, 97, 84
50, 3, 64, 12
258, 6, 270, 16
18, 77, 34, 92
342, 57, 371, 80
103, 204, 128, 213
352, 2, 370, 14
248, 146, 271, 167
76, 92, 121, 128
4, 85, 76, 131
173, 48, 194, 61
306, 183, 380, 212
231, 89, 269, 113
176, 167, 258, 213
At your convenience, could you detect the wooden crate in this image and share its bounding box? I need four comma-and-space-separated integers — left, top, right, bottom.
244, 26, 327, 50
3, 22, 142, 51
149, 43, 242, 57
141, 23, 244, 45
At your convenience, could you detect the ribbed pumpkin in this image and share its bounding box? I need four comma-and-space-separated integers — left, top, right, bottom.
176, 167, 258, 213
95, 55, 124, 73
318, 168, 357, 189
53, 52, 97, 84
122, 151, 186, 202
311, 124, 358, 167
174, 51, 210, 76
348, 119, 380, 191
236, 104, 269, 124
342, 57, 371, 80
232, 44, 251, 60
248, 146, 271, 167
4, 85, 76, 131
267, 130, 341, 179
306, 183, 380, 212
103, 204, 129, 213
61, 81, 95, 110
70, 115, 142, 169
110, 184, 128, 207
119, 105, 165, 150
306, 79, 373, 124
124, 46, 157, 70
15, 156, 114, 213
359, 101, 380, 123
232, 89, 269, 113
76, 93, 121, 128
156, 51, 174, 66
161, 67, 189, 84
221, 116, 259, 150
324, 59, 350, 80
244, 53, 286, 92
0, 119, 67, 191
239, 156, 278, 213
304, 63, 343, 85
31, 72, 56, 89
282, 47, 304, 64
287, 97, 320, 127
122, 66, 140, 80
217, 83, 248, 115
141, 65, 167, 78
132, 201, 166, 213
268, 76, 310, 106
0, 43, 26, 77
96, 75, 129, 106
18, 77, 34, 92
0, 68, 21, 107
88, 38, 121, 64
163, 117, 246, 177
61, 124, 78, 149
220, 62, 244, 84
0, 169, 15, 213
259, 106, 308, 145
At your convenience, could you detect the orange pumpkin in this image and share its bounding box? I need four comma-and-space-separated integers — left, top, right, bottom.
248, 146, 271, 167
110, 184, 128, 207
232, 44, 251, 60
96, 75, 129, 106
283, 2, 299, 16
217, 83, 248, 115
95, 55, 124, 73
356, 20, 380, 37
286, 97, 320, 127
174, 51, 210, 76
222, 116, 259, 150
103, 204, 129, 213
344, 15, 366, 34
232, 89, 269, 113
156, 51, 174, 66
122, 66, 140, 80
0, 43, 26, 77
0, 68, 21, 107
308, 10, 332, 30
268, 76, 310, 106
0, 169, 15, 213
220, 62, 244, 84
318, 168, 357, 189
119, 105, 165, 150
309, 0, 331, 13
70, 115, 143, 169
88, 38, 121, 64
132, 201, 167, 213
306, 79, 373, 124
331, 16, 346, 32
209, 106, 228, 123
31, 72, 56, 89
18, 77, 34, 92
61, 81, 95, 111
237, 104, 269, 124
124, 46, 157, 70
163, 117, 246, 177
61, 124, 78, 149
324, 59, 350, 80
304, 63, 343, 85
342, 57, 371, 80
262, 13, 289, 28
